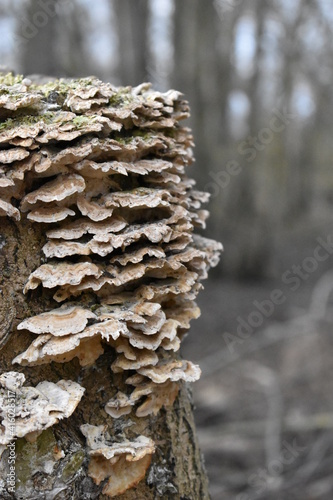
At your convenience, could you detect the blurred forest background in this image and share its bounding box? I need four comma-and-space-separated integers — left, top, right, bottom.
1, 1, 333, 499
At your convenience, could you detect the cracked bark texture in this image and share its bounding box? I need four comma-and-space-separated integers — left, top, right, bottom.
0, 217, 210, 499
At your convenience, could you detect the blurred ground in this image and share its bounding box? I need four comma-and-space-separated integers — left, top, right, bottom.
183, 221, 333, 500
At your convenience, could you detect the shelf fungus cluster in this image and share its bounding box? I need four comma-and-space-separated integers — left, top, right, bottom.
81, 424, 156, 497
0, 74, 222, 496
0, 371, 84, 458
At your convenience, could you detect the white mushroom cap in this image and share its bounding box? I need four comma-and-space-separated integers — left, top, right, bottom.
12, 331, 104, 367
21, 174, 86, 211
130, 379, 180, 417
109, 245, 165, 266
46, 216, 127, 240
20, 173, 85, 212
42, 221, 174, 259
193, 234, 224, 268
27, 206, 76, 223
0, 89, 41, 111
104, 391, 133, 418
0, 147, 29, 163
137, 359, 201, 384
89, 435, 155, 461
17, 304, 97, 336
103, 188, 171, 209
76, 195, 114, 221
24, 261, 102, 292
0, 176, 15, 188
111, 350, 159, 373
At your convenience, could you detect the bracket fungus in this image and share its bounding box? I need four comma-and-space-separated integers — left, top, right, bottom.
0, 73, 221, 497
80, 425, 155, 498
0, 372, 84, 457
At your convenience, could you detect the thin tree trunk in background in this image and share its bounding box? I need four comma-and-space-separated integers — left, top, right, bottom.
113, 0, 149, 85
238, 0, 268, 246
275, 2, 307, 222
16, 0, 89, 78
17, 0, 62, 76
172, 0, 224, 188
58, 1, 91, 77
208, 1, 242, 240
172, 0, 245, 277
223, 0, 273, 279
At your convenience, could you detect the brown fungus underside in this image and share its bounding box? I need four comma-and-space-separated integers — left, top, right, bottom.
0, 74, 221, 498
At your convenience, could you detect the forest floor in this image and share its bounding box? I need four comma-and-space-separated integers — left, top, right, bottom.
183, 220, 333, 500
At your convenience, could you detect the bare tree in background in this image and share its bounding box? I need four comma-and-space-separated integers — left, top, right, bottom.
225, 0, 274, 279
172, 0, 224, 188
17, 0, 90, 77
113, 0, 149, 85
17, 0, 62, 76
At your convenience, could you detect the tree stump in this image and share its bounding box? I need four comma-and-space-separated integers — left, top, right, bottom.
0, 74, 221, 499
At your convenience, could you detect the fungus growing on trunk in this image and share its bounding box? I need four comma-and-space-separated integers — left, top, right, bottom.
0, 372, 84, 457
0, 73, 221, 497
80, 425, 155, 498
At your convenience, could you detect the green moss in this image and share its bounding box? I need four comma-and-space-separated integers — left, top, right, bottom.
31, 77, 97, 98
72, 115, 95, 128
112, 135, 127, 144
132, 129, 153, 140
0, 110, 99, 133
110, 129, 153, 145
37, 428, 57, 455
164, 128, 177, 138
109, 94, 124, 107
15, 429, 58, 486
0, 111, 56, 132
62, 450, 85, 481
0, 73, 24, 86
109, 89, 135, 107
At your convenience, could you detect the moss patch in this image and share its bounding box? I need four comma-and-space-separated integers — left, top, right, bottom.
31, 77, 96, 97
15, 428, 58, 486
0, 73, 24, 86
62, 450, 85, 481
72, 115, 97, 128
0, 111, 57, 131
109, 89, 135, 107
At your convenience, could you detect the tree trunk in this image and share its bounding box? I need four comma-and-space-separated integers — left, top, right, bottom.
0, 198, 210, 500
0, 75, 215, 500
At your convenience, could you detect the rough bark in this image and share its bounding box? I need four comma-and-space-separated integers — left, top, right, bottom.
0, 216, 210, 499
